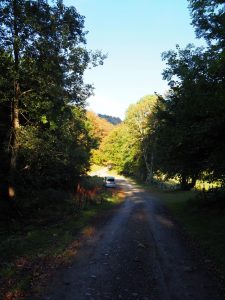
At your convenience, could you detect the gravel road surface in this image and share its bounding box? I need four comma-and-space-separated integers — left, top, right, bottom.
44, 178, 224, 300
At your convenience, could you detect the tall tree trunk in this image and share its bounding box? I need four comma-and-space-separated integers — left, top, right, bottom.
144, 151, 154, 183
8, 0, 20, 202
143, 138, 154, 183
143, 142, 154, 183
0, 102, 11, 202
8, 81, 20, 201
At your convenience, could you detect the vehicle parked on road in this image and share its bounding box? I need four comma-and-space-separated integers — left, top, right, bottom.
104, 176, 116, 188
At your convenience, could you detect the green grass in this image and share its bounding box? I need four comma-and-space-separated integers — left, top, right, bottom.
0, 179, 123, 299
144, 185, 225, 278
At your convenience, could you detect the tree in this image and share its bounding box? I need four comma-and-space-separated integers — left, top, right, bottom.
98, 95, 157, 180
0, 0, 105, 202
97, 123, 136, 174
86, 111, 114, 147
188, 0, 225, 48
151, 40, 225, 189
125, 95, 157, 181
188, 0, 225, 184
86, 111, 114, 165
152, 92, 204, 190
154, 45, 214, 189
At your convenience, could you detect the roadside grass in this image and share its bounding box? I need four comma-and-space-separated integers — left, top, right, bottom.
141, 183, 225, 279
0, 176, 125, 299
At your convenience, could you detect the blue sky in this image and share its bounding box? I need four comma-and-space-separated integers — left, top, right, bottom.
64, 0, 203, 119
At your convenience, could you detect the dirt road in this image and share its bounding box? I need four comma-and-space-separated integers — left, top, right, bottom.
44, 178, 224, 300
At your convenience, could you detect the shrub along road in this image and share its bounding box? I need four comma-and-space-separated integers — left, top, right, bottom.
44, 178, 224, 300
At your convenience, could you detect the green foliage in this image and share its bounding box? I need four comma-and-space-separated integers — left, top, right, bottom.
17, 107, 92, 189
99, 123, 138, 174
96, 95, 157, 180
188, 0, 225, 48
0, 0, 106, 204
150, 4, 225, 188
150, 47, 208, 188
86, 111, 115, 165
86, 111, 114, 148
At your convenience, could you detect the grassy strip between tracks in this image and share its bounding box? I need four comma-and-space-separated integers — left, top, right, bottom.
0, 177, 125, 300
136, 182, 225, 280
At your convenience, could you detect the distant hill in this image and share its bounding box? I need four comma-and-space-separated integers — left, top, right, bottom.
98, 114, 122, 125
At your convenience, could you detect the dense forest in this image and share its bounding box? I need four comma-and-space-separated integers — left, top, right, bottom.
0, 0, 224, 213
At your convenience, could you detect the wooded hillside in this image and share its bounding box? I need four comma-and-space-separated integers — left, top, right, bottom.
98, 114, 122, 125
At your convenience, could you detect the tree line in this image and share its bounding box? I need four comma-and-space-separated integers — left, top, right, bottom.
95, 0, 225, 190
98, 114, 122, 126
0, 0, 106, 207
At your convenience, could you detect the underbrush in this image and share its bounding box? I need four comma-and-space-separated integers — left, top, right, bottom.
0, 176, 124, 300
